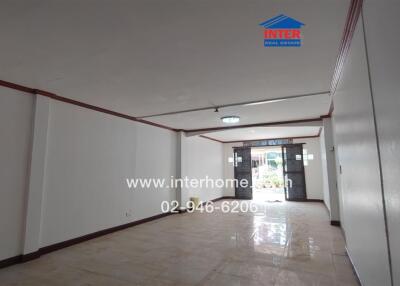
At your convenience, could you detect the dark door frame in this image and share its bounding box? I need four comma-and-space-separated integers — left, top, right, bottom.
233, 146, 253, 200
233, 143, 307, 201
281, 143, 307, 201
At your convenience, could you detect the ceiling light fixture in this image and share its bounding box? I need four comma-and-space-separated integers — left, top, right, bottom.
221, 116, 240, 124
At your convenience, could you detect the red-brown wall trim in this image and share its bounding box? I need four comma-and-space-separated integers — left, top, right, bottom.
0, 80, 36, 94
0, 211, 174, 269
0, 196, 234, 269
0, 255, 22, 269
0, 79, 330, 134
331, 0, 363, 95
0, 80, 178, 132
320, 106, 332, 119
0, 79, 323, 134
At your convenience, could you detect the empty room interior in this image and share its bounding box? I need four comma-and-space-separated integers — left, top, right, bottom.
1, 0, 399, 285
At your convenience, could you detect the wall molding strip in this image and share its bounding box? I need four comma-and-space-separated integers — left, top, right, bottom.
0, 80, 178, 132
0, 80, 331, 133
330, 0, 364, 96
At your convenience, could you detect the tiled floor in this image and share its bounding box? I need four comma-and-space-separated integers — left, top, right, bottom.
0, 200, 359, 285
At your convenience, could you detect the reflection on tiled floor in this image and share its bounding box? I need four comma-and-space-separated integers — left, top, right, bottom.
0, 200, 359, 285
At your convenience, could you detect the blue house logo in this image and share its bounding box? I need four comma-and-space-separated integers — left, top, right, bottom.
259, 14, 305, 47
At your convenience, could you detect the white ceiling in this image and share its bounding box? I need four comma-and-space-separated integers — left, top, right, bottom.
201, 126, 321, 142
1, 0, 349, 127
149, 93, 330, 130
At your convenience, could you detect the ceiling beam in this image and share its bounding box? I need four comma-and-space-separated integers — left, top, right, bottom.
137, 91, 330, 119
185, 117, 322, 136
201, 133, 321, 144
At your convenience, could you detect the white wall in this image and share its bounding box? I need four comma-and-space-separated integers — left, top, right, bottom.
331, 15, 391, 286
39, 100, 177, 247
320, 128, 331, 210
363, 1, 400, 284
293, 137, 324, 200
320, 129, 331, 209
0, 92, 226, 258
320, 118, 340, 221
181, 135, 224, 206
332, 115, 346, 231
0, 89, 33, 260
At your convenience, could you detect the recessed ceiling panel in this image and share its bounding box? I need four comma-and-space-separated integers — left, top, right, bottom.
147, 93, 330, 130
202, 126, 320, 142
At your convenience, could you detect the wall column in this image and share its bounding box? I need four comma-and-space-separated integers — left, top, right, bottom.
23, 95, 50, 255
322, 117, 340, 223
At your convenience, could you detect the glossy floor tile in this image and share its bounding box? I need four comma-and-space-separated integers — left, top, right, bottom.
0, 200, 360, 285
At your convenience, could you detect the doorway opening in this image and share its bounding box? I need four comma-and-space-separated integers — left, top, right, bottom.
251, 147, 285, 202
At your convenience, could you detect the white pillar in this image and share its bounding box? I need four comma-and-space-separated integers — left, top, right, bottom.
23, 95, 50, 254
322, 117, 340, 222
176, 131, 187, 210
